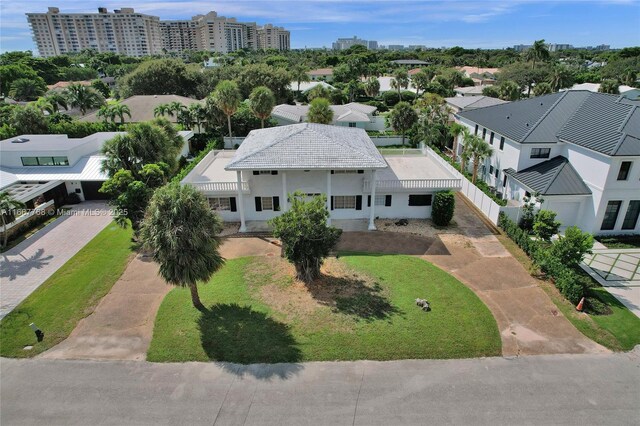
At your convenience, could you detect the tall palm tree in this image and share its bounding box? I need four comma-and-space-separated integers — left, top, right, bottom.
168, 101, 186, 118
364, 77, 380, 98
307, 97, 334, 124
188, 103, 207, 132
249, 86, 276, 128
212, 80, 241, 138
391, 68, 409, 101
111, 103, 131, 124
140, 183, 224, 310
65, 83, 105, 115
291, 64, 310, 92
0, 192, 26, 248
33, 97, 56, 115
96, 104, 115, 124
548, 65, 574, 92
449, 123, 466, 162
598, 79, 620, 94
525, 39, 550, 70
467, 135, 494, 184
44, 92, 69, 111
412, 69, 435, 96
153, 103, 170, 118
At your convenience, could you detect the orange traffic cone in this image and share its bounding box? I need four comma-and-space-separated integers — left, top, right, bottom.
576, 297, 585, 312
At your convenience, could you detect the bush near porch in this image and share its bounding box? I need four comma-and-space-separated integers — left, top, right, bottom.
147, 254, 501, 363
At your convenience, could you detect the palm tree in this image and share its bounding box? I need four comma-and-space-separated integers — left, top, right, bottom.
65, 83, 105, 115
364, 77, 380, 98
153, 103, 171, 118
467, 134, 494, 184
140, 183, 224, 311
391, 68, 409, 101
96, 104, 115, 124
307, 97, 333, 124
389, 101, 418, 145
44, 92, 69, 111
291, 64, 310, 92
168, 101, 186, 118
249, 86, 276, 128
111, 103, 131, 124
460, 137, 472, 173
525, 39, 550, 70
599, 79, 620, 94
548, 65, 574, 92
499, 81, 522, 101
212, 80, 242, 138
0, 192, 26, 248
533, 82, 553, 96
33, 97, 56, 115
188, 103, 207, 132
9, 78, 45, 101
449, 123, 466, 162
412, 69, 435, 96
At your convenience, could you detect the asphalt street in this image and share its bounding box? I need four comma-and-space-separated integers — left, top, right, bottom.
1, 350, 639, 425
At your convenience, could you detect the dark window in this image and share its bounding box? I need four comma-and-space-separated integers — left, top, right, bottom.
530, 148, 551, 159
348, 122, 356, 127
482, 128, 486, 139
622, 201, 640, 230
21, 156, 69, 166
474, 124, 479, 135
502, 174, 507, 187
617, 161, 632, 181
495, 168, 499, 178
490, 132, 494, 145
21, 157, 39, 166
601, 200, 622, 230
499, 136, 505, 150
408, 194, 432, 206
489, 165, 494, 174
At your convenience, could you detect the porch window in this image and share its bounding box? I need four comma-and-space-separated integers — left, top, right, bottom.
408, 194, 432, 206
261, 197, 274, 210
208, 197, 231, 211
254, 196, 280, 211
622, 200, 640, 230
348, 122, 357, 128
334, 195, 356, 209
601, 200, 622, 230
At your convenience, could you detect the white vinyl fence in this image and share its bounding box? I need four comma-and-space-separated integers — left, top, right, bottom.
423, 146, 521, 225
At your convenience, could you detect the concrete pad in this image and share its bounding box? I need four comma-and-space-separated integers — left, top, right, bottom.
604, 286, 640, 317
219, 237, 280, 259
609, 267, 635, 280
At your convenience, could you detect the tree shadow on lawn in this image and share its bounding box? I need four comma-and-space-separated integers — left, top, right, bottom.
199, 303, 303, 379
304, 273, 402, 321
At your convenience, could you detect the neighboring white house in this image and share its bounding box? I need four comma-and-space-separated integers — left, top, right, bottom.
444, 96, 508, 122
0, 131, 193, 206
271, 102, 386, 131
565, 83, 640, 100
455, 90, 640, 235
454, 85, 490, 97
289, 81, 336, 93
182, 123, 461, 232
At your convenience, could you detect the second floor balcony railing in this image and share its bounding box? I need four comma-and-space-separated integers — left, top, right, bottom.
363, 178, 462, 192
188, 181, 250, 193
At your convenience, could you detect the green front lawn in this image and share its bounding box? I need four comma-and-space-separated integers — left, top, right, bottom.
0, 223, 134, 358
147, 254, 501, 363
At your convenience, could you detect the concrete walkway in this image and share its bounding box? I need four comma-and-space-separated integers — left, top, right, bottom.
339, 194, 607, 356
41, 237, 280, 361
582, 248, 640, 318
0, 202, 113, 319
3, 350, 639, 425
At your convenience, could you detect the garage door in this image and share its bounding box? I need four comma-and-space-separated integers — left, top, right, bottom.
548, 201, 580, 228
81, 181, 109, 200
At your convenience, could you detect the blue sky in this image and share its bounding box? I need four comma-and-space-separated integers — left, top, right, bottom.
1, 1, 639, 52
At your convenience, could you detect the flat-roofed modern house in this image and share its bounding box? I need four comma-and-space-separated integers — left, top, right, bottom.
182, 123, 461, 232
271, 103, 385, 131
456, 91, 640, 235
0, 131, 192, 207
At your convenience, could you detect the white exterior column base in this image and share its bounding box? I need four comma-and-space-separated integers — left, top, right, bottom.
368, 169, 377, 230
236, 171, 247, 232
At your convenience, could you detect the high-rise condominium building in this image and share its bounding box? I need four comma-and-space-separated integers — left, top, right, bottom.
27, 8, 290, 57
27, 7, 162, 57
332, 36, 377, 50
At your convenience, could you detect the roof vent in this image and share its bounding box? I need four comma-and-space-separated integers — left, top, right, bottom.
540, 102, 544, 105
506, 115, 510, 119
526, 123, 529, 127
11, 138, 29, 143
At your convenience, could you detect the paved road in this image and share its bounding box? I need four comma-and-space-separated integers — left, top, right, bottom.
0, 202, 113, 319
2, 350, 639, 425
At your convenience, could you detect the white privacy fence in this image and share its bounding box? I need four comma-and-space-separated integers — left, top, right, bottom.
423, 146, 521, 225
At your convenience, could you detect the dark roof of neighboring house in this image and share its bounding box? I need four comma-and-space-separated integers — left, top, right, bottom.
459, 91, 640, 156
80, 95, 203, 123
504, 156, 592, 196
391, 59, 430, 65
445, 96, 508, 111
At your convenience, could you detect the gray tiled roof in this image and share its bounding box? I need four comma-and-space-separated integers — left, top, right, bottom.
459, 91, 640, 156
505, 156, 591, 196
225, 123, 388, 170
445, 96, 508, 110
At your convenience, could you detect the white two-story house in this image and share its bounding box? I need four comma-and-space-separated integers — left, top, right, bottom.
271, 103, 386, 132
182, 123, 462, 232
455, 91, 640, 235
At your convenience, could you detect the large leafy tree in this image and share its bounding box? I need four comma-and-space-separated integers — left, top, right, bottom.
0, 64, 41, 95
307, 97, 333, 124
270, 192, 342, 283
65, 83, 105, 115
118, 59, 203, 98
212, 80, 242, 138
249, 86, 276, 128
0, 192, 26, 248
141, 183, 225, 310
236, 63, 291, 103
388, 101, 418, 145
10, 105, 48, 134
415, 101, 450, 149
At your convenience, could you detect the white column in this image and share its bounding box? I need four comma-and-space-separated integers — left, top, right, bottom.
326, 170, 332, 225
368, 169, 377, 231
282, 171, 288, 211
236, 171, 246, 232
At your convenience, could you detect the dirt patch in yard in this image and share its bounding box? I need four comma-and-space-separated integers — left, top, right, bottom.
244, 256, 395, 332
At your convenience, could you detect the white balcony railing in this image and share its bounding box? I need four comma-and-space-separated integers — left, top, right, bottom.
189, 181, 250, 193
363, 178, 462, 192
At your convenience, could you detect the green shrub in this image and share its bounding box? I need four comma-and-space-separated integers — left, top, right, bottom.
533, 210, 561, 241
555, 269, 586, 305
550, 226, 594, 268
382, 91, 400, 107
432, 191, 455, 226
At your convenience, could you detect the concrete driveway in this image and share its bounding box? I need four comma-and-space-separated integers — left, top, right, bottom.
2, 350, 639, 425
0, 202, 113, 319
582, 249, 640, 318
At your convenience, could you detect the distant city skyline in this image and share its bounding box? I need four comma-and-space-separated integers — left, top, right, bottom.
2, 0, 639, 53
